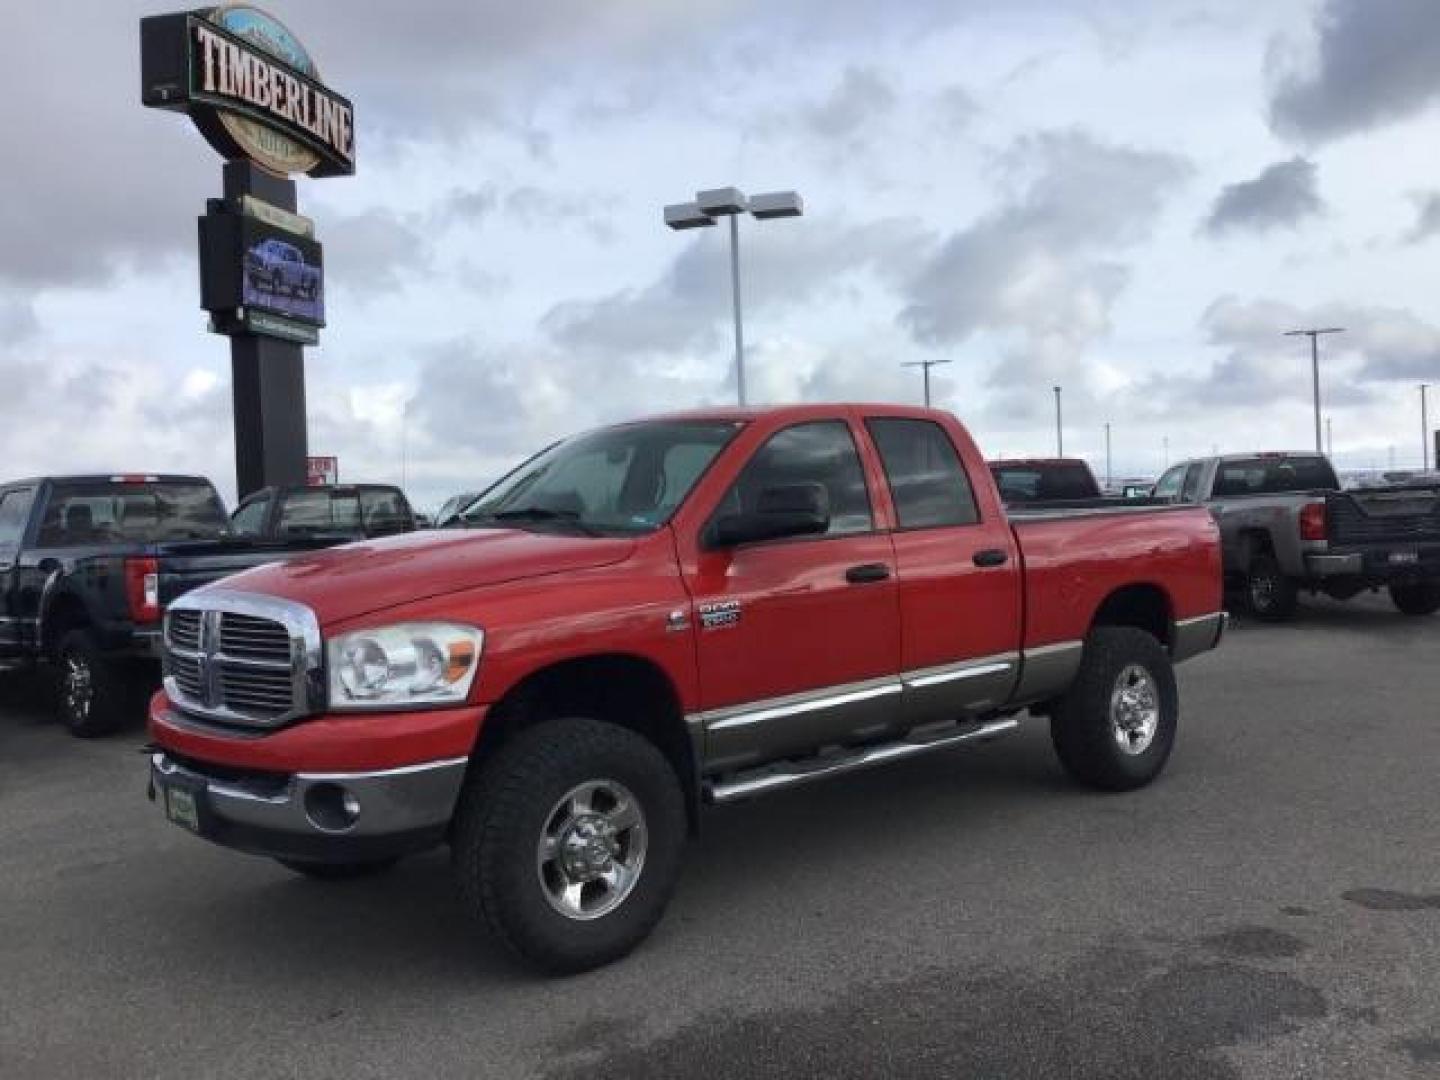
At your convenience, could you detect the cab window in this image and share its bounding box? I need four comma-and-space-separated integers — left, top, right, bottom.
1153, 465, 1188, 501
711, 421, 874, 538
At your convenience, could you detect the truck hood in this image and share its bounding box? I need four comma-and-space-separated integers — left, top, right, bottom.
209, 527, 637, 625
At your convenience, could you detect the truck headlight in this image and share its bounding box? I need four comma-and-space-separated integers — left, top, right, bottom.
327, 623, 483, 710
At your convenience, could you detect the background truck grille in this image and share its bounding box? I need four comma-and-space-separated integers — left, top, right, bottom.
163, 602, 315, 727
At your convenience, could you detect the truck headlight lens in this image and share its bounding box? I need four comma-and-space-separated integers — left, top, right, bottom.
327, 623, 483, 710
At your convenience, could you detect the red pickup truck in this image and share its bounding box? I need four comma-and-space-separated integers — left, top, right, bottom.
147, 405, 1224, 972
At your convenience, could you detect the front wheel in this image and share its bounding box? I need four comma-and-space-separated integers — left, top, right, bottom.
1050, 626, 1179, 792
451, 717, 686, 974
1243, 555, 1299, 620
1390, 581, 1440, 616
55, 629, 128, 737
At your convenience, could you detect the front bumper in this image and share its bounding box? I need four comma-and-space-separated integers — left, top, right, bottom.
148, 750, 467, 863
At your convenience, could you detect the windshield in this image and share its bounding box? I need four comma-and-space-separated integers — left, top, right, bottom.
37, 481, 227, 546
462, 420, 741, 535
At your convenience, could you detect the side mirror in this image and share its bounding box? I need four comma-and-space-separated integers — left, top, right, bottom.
710, 482, 830, 548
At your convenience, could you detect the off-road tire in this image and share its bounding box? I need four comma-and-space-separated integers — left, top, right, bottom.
1243, 555, 1299, 621
451, 717, 687, 974
1389, 581, 1440, 617
1050, 626, 1179, 792
275, 858, 399, 881
54, 629, 128, 737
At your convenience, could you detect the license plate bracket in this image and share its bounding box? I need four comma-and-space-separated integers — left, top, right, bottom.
161, 772, 210, 835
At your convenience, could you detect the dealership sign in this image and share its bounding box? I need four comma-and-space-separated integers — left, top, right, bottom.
141, 6, 355, 177
306, 456, 338, 486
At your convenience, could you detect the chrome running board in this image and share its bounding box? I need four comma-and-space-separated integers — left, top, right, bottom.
705, 717, 1020, 805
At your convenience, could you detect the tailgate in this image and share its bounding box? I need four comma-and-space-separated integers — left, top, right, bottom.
1326, 489, 1440, 547
156, 543, 310, 607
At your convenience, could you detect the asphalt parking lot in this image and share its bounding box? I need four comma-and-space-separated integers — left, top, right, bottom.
2, 593, 1438, 1079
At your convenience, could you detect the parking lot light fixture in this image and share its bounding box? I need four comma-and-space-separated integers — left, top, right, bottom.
901, 357, 952, 407
663, 186, 804, 406
1284, 327, 1345, 454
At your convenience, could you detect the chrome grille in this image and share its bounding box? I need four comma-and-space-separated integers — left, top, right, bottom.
168, 609, 202, 652
162, 592, 322, 728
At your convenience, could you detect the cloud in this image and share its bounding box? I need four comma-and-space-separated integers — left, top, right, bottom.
322, 208, 432, 295
1268, 0, 1440, 143
1202, 158, 1324, 236
805, 67, 898, 141
898, 129, 1191, 419
1199, 295, 1440, 383
541, 216, 933, 360
1405, 192, 1440, 244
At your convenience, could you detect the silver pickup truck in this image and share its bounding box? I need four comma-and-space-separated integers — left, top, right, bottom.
1154, 453, 1440, 620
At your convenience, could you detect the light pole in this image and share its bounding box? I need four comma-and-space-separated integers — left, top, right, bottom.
400, 400, 409, 491
1325, 416, 1333, 458
1283, 327, 1345, 453
1163, 435, 1170, 468
1422, 384, 1431, 471
901, 358, 953, 407
664, 187, 803, 406
1104, 422, 1112, 488
1053, 385, 1063, 456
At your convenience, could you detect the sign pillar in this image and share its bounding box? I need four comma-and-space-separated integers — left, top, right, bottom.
223, 162, 307, 496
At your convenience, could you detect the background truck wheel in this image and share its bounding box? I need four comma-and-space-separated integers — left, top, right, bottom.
275, 858, 399, 881
1243, 555, 1298, 620
1050, 626, 1179, 792
54, 629, 128, 737
1389, 582, 1440, 616
451, 716, 686, 974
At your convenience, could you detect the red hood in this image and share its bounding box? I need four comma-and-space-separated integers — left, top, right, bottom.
209, 528, 637, 625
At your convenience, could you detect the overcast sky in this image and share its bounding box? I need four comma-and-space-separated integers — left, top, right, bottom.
4, 0, 1440, 507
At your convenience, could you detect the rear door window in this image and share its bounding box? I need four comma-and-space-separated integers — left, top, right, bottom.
866, 418, 979, 528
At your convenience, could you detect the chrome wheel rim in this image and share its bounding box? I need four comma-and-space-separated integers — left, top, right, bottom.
1110, 664, 1160, 755
64, 655, 93, 721
537, 779, 647, 921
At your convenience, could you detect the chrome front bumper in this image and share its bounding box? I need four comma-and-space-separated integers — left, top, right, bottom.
148, 751, 468, 862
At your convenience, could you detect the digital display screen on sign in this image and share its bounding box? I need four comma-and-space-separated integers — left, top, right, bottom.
241, 220, 324, 326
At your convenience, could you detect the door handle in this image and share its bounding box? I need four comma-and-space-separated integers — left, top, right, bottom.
845, 563, 892, 584
972, 548, 1009, 568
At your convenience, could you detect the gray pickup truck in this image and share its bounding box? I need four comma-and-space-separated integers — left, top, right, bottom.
1154, 453, 1440, 620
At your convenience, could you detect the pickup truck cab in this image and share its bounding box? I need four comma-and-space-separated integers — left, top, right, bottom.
0, 475, 323, 735
230, 484, 417, 542
148, 405, 1224, 972
1154, 452, 1440, 619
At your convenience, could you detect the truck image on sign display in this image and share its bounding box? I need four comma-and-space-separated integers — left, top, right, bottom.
146, 405, 1225, 973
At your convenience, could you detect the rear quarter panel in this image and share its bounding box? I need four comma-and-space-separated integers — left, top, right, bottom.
1011, 505, 1223, 648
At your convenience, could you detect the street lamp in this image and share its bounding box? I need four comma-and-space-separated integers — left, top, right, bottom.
1283, 327, 1345, 453
1104, 422, 1112, 489
901, 358, 952, 407
664, 186, 803, 406
1421, 384, 1431, 471
1053, 386, 1063, 456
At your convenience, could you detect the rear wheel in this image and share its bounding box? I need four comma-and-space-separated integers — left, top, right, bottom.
1243, 555, 1298, 620
451, 717, 686, 974
1389, 581, 1440, 616
1050, 626, 1178, 792
54, 629, 128, 737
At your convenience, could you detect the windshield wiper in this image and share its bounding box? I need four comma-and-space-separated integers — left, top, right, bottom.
479, 506, 602, 536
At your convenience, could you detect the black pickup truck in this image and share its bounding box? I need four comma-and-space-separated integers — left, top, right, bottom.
229, 484, 416, 541
0, 475, 337, 735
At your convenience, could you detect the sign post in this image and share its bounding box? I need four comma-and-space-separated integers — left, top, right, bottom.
141, 5, 354, 499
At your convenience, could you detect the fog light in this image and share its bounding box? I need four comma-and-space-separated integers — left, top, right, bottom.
304, 782, 360, 832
